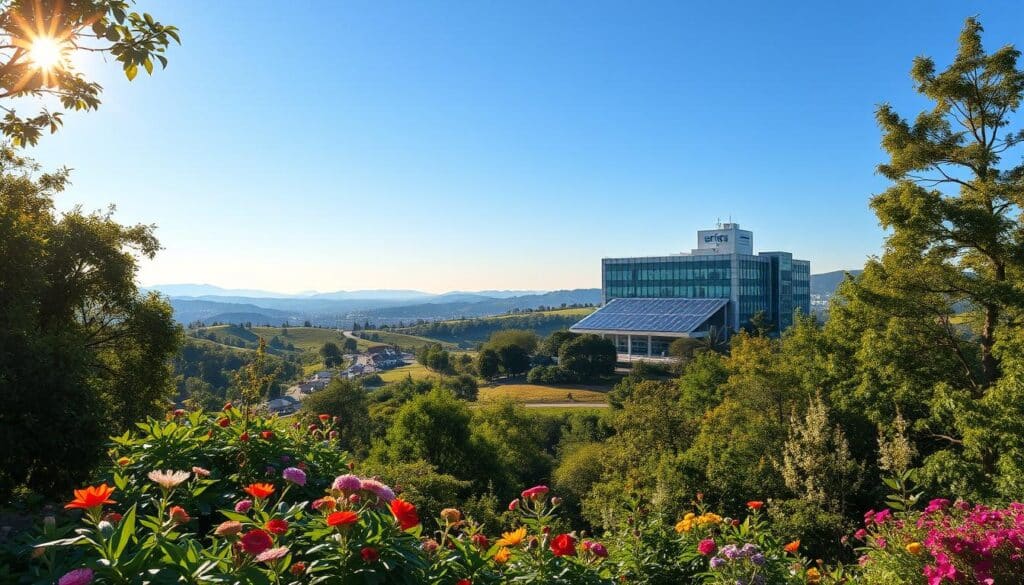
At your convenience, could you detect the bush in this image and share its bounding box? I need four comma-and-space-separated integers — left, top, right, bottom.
527, 365, 578, 385
23, 413, 619, 584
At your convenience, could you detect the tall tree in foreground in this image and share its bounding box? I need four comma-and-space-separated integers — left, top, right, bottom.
0, 148, 180, 497
865, 17, 1024, 393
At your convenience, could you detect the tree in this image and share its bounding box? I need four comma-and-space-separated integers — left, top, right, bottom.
483, 329, 539, 354
301, 379, 372, 456
319, 341, 343, 368
439, 374, 478, 401
0, 1, 179, 146
867, 17, 1024, 393
416, 343, 451, 373
539, 330, 577, 357
559, 334, 616, 381
342, 337, 358, 353
0, 148, 181, 497
497, 343, 530, 378
476, 348, 500, 380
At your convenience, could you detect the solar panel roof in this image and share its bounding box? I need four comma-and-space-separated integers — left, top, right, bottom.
569, 298, 727, 334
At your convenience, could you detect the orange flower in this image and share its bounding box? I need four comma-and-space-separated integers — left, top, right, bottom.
326, 510, 359, 528
747, 501, 764, 510
784, 540, 800, 554
496, 526, 527, 547
390, 498, 420, 530
65, 484, 117, 510
243, 483, 275, 499
493, 546, 511, 564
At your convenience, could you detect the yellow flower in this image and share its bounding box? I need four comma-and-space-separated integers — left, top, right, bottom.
675, 519, 692, 533
493, 546, 511, 564
806, 567, 821, 584
697, 512, 722, 526
116, 457, 131, 466
496, 527, 527, 547
906, 542, 922, 555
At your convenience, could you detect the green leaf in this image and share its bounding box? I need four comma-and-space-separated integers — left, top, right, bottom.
143, 58, 153, 75
113, 505, 137, 558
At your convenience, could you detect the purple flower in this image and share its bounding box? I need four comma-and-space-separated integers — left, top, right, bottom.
59, 569, 94, 585
360, 478, 396, 502
740, 543, 758, 557
235, 499, 253, 513
709, 557, 725, 569
721, 544, 740, 559
280, 455, 291, 463
750, 553, 766, 566
332, 474, 362, 492
282, 467, 307, 486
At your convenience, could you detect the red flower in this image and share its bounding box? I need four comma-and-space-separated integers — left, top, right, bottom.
240, 432, 250, 442
223, 402, 233, 411
240, 529, 273, 555
260, 430, 273, 440
290, 562, 306, 575
471, 533, 489, 549
265, 518, 289, 535
173, 409, 185, 418
550, 533, 577, 557
318, 413, 330, 422
243, 483, 275, 499
326, 510, 359, 528
360, 547, 379, 563
169, 506, 191, 524
102, 511, 123, 524
65, 484, 117, 510
390, 499, 420, 530
747, 501, 764, 510
457, 580, 471, 585
217, 417, 230, 428
508, 499, 519, 511
784, 540, 800, 554
697, 539, 716, 556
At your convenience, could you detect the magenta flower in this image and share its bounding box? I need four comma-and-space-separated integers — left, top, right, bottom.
697, 538, 717, 556
359, 478, 395, 502
59, 569, 94, 585
235, 499, 253, 513
332, 474, 362, 492
282, 467, 306, 486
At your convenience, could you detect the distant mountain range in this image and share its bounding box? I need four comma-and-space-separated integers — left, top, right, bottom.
154, 271, 861, 326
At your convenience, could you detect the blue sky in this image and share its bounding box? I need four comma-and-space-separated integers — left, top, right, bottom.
28, 1, 1024, 293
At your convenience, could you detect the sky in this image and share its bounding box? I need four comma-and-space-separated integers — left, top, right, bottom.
26, 0, 1024, 294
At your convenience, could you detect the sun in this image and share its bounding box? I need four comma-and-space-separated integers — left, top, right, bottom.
27, 35, 67, 71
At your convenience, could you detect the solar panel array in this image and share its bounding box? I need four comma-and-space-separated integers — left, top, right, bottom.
570, 298, 728, 334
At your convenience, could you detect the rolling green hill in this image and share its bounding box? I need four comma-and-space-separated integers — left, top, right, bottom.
395, 307, 594, 347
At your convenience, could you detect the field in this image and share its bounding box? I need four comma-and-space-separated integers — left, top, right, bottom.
477, 382, 610, 404
359, 330, 457, 352
489, 307, 594, 320
191, 325, 381, 353
375, 363, 439, 384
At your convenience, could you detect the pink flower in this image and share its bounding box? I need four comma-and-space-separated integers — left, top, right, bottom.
235, 499, 253, 513
360, 478, 396, 502
697, 539, 716, 556
521, 485, 550, 501
332, 474, 362, 492
59, 569, 93, 585
255, 546, 290, 563
854, 529, 867, 540
282, 467, 306, 486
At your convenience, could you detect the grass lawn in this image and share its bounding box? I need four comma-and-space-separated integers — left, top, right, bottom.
376, 363, 439, 384
490, 307, 594, 319
477, 382, 610, 404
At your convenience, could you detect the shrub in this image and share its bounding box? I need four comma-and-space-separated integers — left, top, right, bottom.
527, 365, 577, 385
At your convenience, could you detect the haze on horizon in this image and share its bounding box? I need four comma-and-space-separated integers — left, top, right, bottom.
26, 0, 1024, 293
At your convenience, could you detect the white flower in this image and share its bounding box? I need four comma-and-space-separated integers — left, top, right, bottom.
148, 469, 190, 490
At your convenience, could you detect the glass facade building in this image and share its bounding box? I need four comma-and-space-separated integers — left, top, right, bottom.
601, 224, 810, 333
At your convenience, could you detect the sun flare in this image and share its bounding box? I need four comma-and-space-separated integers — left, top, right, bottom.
27, 35, 66, 71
